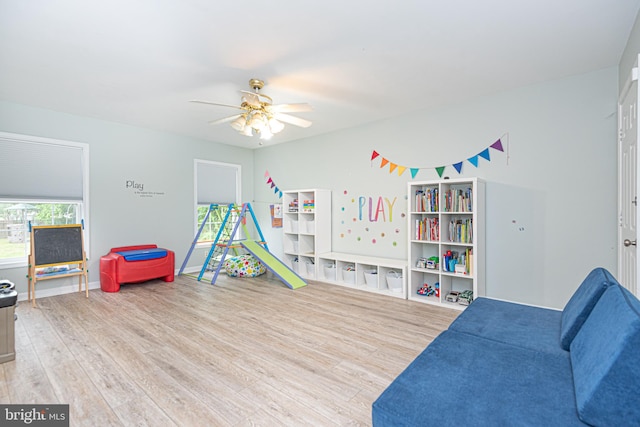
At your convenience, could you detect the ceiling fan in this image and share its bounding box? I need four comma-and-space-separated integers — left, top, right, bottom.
190, 79, 312, 140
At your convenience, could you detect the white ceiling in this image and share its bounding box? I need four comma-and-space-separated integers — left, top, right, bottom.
1, 0, 639, 149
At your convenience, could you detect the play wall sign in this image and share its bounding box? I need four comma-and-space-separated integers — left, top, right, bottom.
1, 405, 69, 426
125, 180, 165, 198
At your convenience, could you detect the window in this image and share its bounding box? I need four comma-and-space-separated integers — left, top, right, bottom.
194, 160, 240, 245
0, 132, 89, 267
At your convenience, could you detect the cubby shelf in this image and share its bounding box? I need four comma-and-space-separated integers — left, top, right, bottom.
408, 178, 485, 310
316, 252, 407, 299
282, 189, 331, 280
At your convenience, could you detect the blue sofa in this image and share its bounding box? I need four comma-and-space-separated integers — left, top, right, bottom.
372, 268, 640, 426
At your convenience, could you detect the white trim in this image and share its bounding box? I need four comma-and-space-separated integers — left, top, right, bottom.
193, 158, 241, 238
0, 131, 90, 263
17, 280, 101, 302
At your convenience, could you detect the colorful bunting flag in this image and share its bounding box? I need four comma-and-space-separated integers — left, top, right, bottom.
371, 134, 508, 179
264, 170, 283, 199
490, 139, 504, 152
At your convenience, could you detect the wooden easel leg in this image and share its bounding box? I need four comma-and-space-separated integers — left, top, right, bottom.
31, 281, 36, 308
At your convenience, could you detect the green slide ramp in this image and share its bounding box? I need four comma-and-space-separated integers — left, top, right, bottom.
241, 240, 307, 289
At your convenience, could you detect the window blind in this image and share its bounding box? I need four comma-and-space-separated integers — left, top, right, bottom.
0, 134, 85, 201
196, 160, 239, 205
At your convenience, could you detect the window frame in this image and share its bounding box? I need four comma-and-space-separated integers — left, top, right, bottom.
193, 159, 241, 247
0, 132, 89, 269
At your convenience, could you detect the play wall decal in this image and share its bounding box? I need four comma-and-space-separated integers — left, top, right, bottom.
125, 179, 166, 198
339, 189, 405, 249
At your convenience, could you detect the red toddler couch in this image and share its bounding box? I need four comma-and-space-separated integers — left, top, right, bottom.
100, 244, 175, 292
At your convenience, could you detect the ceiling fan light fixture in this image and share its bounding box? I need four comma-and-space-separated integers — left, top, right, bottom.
260, 128, 273, 140
193, 78, 312, 143
268, 118, 284, 134
240, 126, 253, 136
248, 112, 267, 131
230, 115, 247, 131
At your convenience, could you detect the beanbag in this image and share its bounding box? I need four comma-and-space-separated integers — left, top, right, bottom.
224, 254, 266, 277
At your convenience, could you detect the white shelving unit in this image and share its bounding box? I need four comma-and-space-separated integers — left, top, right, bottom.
407, 178, 485, 310
316, 253, 407, 299
282, 189, 331, 280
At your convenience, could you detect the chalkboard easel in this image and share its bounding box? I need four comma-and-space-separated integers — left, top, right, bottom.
28, 224, 88, 307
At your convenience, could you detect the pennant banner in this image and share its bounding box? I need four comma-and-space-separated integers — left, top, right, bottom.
264, 170, 283, 199
371, 134, 508, 179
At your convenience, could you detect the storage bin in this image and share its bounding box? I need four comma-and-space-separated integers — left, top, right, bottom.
305, 261, 315, 275
386, 270, 403, 293
324, 263, 336, 281
342, 265, 356, 284
364, 269, 378, 288
306, 220, 315, 233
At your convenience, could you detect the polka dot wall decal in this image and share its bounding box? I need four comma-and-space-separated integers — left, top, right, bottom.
348, 229, 352, 234
393, 241, 397, 246
401, 213, 406, 218
381, 232, 385, 237
340, 233, 345, 238
365, 227, 369, 232
344, 190, 348, 195
372, 239, 377, 244
352, 218, 357, 222
357, 237, 361, 241
341, 207, 345, 211
395, 229, 400, 233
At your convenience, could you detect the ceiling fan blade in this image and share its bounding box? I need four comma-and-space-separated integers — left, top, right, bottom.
239, 91, 261, 107
208, 114, 242, 125
240, 90, 274, 106
275, 113, 312, 128
190, 100, 244, 110
269, 103, 313, 113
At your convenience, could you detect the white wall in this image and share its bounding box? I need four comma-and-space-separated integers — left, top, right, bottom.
0, 101, 254, 296
620, 11, 640, 93
255, 67, 619, 309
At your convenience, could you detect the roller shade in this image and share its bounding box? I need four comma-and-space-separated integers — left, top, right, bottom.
0, 135, 85, 201
196, 160, 239, 205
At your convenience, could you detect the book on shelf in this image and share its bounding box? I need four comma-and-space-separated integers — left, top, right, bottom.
415, 217, 439, 241
448, 218, 473, 243
415, 188, 438, 212
445, 187, 473, 212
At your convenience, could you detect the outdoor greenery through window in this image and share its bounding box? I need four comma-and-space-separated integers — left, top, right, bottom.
197, 204, 237, 244
0, 201, 82, 262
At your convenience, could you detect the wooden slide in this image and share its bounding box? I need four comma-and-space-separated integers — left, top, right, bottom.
240, 240, 307, 289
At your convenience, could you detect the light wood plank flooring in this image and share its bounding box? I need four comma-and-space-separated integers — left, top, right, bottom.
1, 273, 459, 426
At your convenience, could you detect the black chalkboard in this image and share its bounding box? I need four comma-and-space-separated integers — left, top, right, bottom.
32, 225, 84, 266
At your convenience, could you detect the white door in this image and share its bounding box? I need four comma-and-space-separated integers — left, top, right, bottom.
618, 58, 640, 296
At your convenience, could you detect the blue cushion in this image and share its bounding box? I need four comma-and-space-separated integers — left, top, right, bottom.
116, 248, 168, 261
560, 267, 617, 350
448, 297, 565, 355
372, 330, 586, 426
570, 285, 640, 426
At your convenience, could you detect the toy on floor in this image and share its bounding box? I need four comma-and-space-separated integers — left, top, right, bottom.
224, 254, 266, 277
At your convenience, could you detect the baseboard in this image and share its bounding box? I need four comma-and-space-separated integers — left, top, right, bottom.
17, 280, 101, 302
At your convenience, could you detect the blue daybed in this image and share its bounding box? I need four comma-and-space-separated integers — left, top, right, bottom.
372, 268, 640, 426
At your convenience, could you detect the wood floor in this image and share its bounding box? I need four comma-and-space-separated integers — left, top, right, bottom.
0, 273, 459, 426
